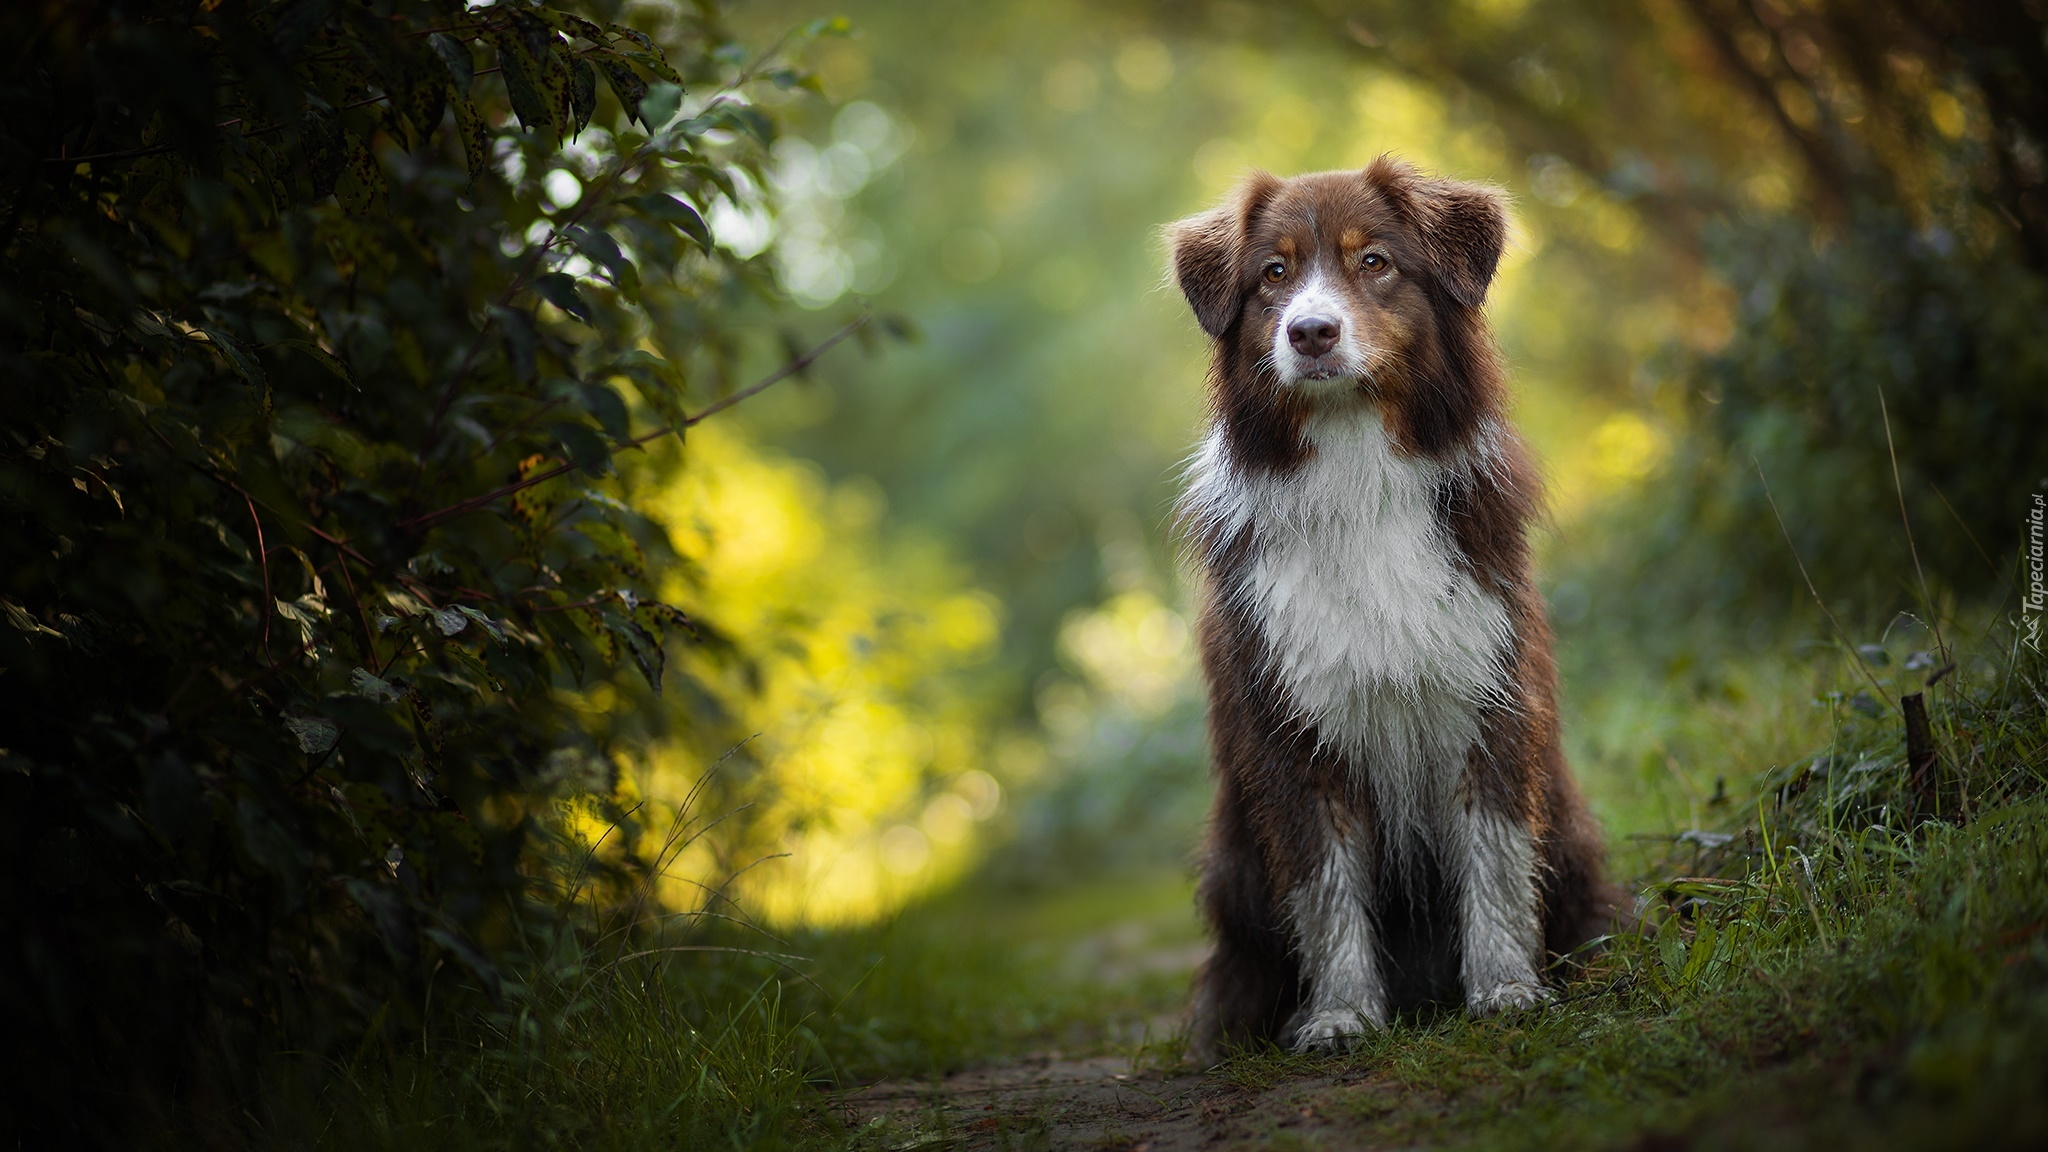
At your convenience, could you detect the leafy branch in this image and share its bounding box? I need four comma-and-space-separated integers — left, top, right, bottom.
404, 314, 870, 532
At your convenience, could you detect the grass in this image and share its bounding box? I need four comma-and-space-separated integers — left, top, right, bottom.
237, 619, 2048, 1150
248, 856, 1198, 1149
1177, 622, 2048, 1150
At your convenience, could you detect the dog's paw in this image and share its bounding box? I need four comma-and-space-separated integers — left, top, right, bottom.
1466, 980, 1554, 1018
1290, 1007, 1381, 1053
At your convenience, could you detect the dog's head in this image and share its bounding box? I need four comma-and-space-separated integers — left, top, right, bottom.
1167, 158, 1508, 406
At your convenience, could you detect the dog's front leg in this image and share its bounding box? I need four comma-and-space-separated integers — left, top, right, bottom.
1285, 810, 1387, 1050
1451, 797, 1549, 1016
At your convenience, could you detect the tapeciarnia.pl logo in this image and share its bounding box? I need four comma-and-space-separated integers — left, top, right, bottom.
2027, 491, 2045, 652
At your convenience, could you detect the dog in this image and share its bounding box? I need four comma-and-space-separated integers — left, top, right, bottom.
1168, 158, 1614, 1058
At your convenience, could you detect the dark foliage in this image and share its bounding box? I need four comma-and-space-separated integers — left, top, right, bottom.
1614, 210, 2048, 641
0, 0, 838, 1139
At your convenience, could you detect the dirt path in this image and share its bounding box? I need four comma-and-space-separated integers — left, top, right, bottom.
834, 909, 1402, 1148
838, 1054, 1398, 1149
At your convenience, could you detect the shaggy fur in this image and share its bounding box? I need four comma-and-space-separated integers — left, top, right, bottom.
1170, 158, 1615, 1060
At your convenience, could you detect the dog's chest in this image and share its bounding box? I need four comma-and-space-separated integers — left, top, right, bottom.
1191, 411, 1512, 820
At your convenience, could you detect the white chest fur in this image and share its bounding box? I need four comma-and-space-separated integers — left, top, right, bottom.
1184, 408, 1512, 857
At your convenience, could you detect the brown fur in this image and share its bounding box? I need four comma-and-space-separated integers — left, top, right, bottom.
1170, 159, 1618, 1060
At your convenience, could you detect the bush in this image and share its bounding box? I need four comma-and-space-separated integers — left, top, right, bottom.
1581, 211, 2048, 652
0, 0, 849, 1138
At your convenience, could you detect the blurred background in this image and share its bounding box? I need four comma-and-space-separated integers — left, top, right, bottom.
624, 0, 2047, 937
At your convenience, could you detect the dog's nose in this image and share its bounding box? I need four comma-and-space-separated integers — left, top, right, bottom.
1287, 315, 1340, 358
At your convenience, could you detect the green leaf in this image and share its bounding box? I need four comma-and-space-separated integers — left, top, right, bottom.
605, 22, 655, 52
349, 668, 403, 702
428, 31, 474, 94
580, 381, 631, 440
679, 103, 771, 145
198, 326, 267, 390
623, 193, 710, 252
622, 49, 683, 86
130, 309, 178, 342
284, 714, 341, 755
679, 161, 737, 204
429, 607, 468, 636
491, 305, 538, 382
637, 81, 682, 131
449, 90, 493, 187
552, 421, 612, 476
569, 57, 598, 137
299, 102, 345, 201
601, 348, 672, 378
596, 56, 648, 126
273, 596, 324, 646
567, 224, 634, 291
3, 599, 63, 640
539, 45, 574, 133
767, 67, 823, 94
335, 134, 387, 216
553, 13, 606, 44
531, 272, 591, 322
274, 339, 357, 390
400, 56, 448, 149
455, 605, 507, 644
1680, 917, 1719, 987
490, 28, 554, 134
592, 605, 664, 691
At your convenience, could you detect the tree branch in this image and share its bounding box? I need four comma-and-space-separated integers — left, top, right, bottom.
400, 314, 869, 532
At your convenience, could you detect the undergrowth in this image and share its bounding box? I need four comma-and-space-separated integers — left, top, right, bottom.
1210, 623, 2048, 1150
244, 621, 2047, 1151
248, 815, 1193, 1149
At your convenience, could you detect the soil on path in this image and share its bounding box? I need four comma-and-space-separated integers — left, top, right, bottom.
838, 1053, 1409, 1150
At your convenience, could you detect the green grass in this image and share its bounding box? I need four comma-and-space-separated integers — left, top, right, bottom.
1186, 627, 2048, 1149
238, 625, 2048, 1150
245, 864, 1199, 1149
789, 869, 1201, 1079
1207, 798, 2048, 1149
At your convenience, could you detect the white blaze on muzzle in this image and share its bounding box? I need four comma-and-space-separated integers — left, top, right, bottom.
1271, 268, 1369, 386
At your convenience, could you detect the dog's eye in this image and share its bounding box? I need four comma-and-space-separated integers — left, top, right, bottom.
1262, 261, 1287, 284
1361, 252, 1388, 272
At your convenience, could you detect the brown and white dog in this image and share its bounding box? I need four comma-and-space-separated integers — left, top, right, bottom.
1169, 158, 1613, 1058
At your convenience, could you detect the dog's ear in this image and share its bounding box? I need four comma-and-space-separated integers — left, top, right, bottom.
1167, 172, 1280, 338
1365, 156, 1508, 309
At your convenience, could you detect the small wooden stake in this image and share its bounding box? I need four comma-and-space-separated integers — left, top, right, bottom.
1903, 691, 1938, 820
